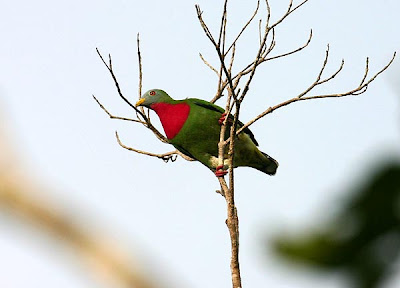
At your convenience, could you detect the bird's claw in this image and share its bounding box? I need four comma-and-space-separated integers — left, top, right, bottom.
218, 113, 227, 125
215, 165, 228, 177
161, 154, 177, 163
218, 112, 233, 126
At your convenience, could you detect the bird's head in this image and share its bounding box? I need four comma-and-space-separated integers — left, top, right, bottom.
135, 89, 172, 108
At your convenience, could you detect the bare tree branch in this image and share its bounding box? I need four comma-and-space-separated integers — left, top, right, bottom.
136, 33, 149, 120
93, 94, 145, 124
228, 25, 310, 91
96, 48, 143, 117
218, 0, 229, 50
264, 0, 272, 28
265, 29, 312, 61
296, 44, 343, 98
195, 5, 217, 46
236, 51, 397, 136
269, 0, 310, 30
115, 131, 194, 162
95, 48, 168, 144
258, 19, 263, 46
228, 44, 236, 76
359, 57, 369, 87
137, 34, 143, 100
217, 175, 241, 287
216, 96, 242, 286
199, 53, 219, 74
225, 99, 242, 288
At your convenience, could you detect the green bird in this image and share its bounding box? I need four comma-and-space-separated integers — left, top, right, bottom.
135, 89, 278, 177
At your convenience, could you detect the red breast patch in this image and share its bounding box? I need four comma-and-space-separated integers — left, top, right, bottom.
150, 102, 191, 139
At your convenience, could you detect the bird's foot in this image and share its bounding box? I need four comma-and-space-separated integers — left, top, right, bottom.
218, 112, 233, 126
215, 165, 228, 177
218, 113, 227, 125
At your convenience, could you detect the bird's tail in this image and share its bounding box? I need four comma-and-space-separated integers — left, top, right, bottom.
258, 151, 279, 175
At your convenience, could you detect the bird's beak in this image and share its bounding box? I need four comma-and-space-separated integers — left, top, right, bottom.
135, 98, 145, 107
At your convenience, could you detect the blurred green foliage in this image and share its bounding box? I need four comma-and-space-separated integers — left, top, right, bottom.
273, 161, 400, 288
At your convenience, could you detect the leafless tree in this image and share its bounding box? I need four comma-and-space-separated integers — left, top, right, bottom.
94, 1, 396, 287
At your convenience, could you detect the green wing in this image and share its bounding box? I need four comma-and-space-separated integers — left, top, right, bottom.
191, 98, 225, 113
191, 99, 259, 146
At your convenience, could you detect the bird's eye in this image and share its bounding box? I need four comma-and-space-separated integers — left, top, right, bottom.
149, 91, 156, 96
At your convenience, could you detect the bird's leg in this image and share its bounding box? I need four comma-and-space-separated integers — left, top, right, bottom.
215, 165, 228, 177
218, 113, 227, 125
218, 112, 233, 126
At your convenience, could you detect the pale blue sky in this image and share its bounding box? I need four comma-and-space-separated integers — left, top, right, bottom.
1, 0, 399, 287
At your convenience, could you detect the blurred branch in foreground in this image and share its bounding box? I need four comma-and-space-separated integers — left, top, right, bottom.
0, 117, 163, 288
272, 160, 400, 288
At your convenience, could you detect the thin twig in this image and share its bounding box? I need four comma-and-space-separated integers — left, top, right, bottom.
261, 27, 276, 58
270, 0, 309, 30
93, 95, 145, 124
359, 57, 370, 86
199, 53, 219, 74
195, 5, 217, 46
228, 44, 236, 75
116, 131, 194, 162
218, 0, 229, 49
137, 34, 143, 100
297, 44, 334, 98
96, 48, 144, 118
136, 34, 148, 119
265, 0, 271, 28
265, 29, 312, 61
210, 80, 228, 103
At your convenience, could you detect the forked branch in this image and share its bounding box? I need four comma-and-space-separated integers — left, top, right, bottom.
116, 132, 194, 162
95, 39, 185, 160
96, 41, 169, 143
269, 0, 310, 30
92, 94, 145, 124
96, 48, 143, 117
197, 0, 313, 105
236, 51, 397, 136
